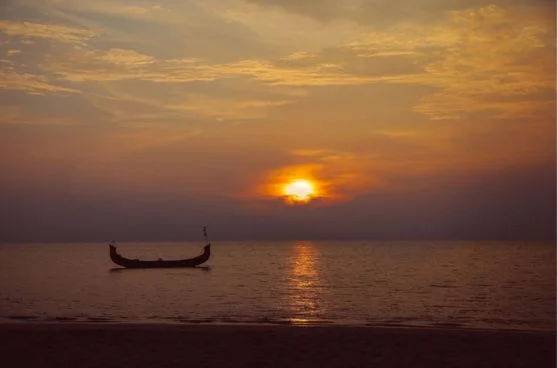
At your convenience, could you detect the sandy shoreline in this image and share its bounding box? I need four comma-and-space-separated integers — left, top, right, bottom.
0, 323, 555, 367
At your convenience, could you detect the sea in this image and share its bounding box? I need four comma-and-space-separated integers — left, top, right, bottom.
0, 241, 555, 331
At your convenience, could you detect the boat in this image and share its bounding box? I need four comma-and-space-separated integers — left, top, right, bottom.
108, 227, 211, 269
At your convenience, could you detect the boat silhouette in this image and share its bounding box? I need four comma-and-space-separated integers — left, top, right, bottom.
108, 227, 211, 269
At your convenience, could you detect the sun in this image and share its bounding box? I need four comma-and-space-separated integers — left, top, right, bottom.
283, 180, 316, 202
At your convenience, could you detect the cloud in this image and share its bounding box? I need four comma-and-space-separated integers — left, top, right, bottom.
41, 48, 207, 83
95, 48, 155, 66
0, 20, 98, 44
204, 59, 396, 86
0, 69, 79, 95
1, 1, 554, 131
349, 5, 556, 119
244, 0, 555, 25
37, 4, 553, 121
77, 78, 295, 123
244, 0, 355, 22
45, 0, 166, 20
34, 0, 275, 62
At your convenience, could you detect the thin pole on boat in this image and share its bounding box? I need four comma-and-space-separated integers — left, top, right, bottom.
203, 226, 210, 244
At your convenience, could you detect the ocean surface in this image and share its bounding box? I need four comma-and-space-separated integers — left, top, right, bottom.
0, 241, 555, 331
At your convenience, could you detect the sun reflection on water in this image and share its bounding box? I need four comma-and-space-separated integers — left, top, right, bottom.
285, 241, 327, 324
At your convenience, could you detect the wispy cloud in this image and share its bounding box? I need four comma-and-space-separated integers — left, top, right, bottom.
43, 50, 207, 83
349, 5, 555, 119
0, 20, 98, 44
1, 0, 551, 128
0, 69, 78, 95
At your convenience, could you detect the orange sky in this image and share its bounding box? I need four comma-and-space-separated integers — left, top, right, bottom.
0, 0, 555, 241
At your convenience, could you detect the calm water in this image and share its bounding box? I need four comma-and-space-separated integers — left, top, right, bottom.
0, 241, 555, 331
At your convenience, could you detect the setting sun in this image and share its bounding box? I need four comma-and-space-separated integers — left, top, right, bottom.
284, 180, 316, 202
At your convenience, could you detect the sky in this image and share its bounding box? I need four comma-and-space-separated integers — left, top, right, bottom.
0, 0, 556, 242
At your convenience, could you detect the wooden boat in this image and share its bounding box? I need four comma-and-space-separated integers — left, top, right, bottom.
108, 227, 211, 269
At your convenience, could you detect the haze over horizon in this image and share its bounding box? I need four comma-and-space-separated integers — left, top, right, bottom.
0, 0, 555, 242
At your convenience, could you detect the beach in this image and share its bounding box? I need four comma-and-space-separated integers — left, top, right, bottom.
0, 324, 554, 368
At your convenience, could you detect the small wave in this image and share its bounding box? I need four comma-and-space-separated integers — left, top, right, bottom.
429, 322, 464, 328
86, 317, 114, 322
176, 318, 215, 324
430, 284, 457, 288
47, 317, 77, 322
7, 315, 38, 321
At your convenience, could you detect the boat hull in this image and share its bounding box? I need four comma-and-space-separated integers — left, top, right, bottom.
109, 244, 210, 269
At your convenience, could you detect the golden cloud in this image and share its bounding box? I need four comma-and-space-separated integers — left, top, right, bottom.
0, 69, 79, 95
1, 3, 552, 128
0, 20, 98, 44
351, 5, 555, 120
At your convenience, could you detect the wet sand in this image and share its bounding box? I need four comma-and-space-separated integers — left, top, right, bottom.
0, 323, 555, 367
